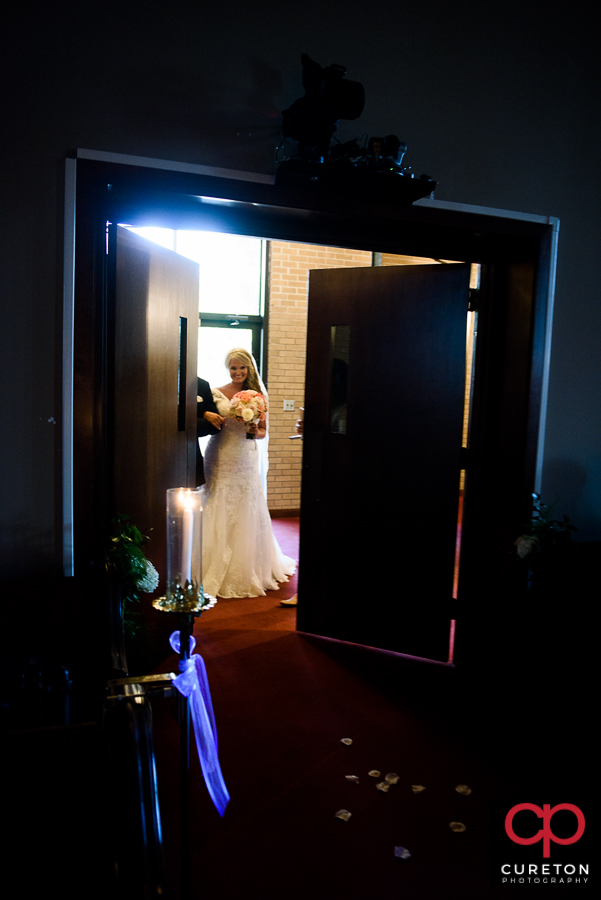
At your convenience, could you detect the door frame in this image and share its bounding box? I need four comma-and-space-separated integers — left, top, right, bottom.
65, 148, 558, 664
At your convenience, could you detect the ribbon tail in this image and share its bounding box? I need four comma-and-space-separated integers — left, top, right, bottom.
189, 685, 230, 816
172, 654, 230, 817
193, 655, 219, 752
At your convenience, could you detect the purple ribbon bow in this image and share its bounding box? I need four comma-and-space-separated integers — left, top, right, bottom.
169, 631, 230, 817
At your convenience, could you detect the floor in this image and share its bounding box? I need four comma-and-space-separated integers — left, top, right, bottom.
149, 517, 521, 899
3, 519, 593, 899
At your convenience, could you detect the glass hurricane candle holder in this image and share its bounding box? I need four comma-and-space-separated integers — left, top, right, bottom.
153, 487, 214, 613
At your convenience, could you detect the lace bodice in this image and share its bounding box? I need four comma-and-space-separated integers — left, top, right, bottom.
212, 389, 235, 418
204, 389, 260, 478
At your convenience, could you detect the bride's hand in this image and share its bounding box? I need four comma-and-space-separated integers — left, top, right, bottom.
249, 414, 267, 439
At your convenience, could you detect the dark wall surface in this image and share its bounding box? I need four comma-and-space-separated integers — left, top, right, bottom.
1, 0, 599, 578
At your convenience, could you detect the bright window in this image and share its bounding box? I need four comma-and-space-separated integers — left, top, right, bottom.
126, 227, 264, 315
124, 226, 266, 386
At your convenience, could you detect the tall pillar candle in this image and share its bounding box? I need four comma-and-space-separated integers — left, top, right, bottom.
166, 487, 203, 608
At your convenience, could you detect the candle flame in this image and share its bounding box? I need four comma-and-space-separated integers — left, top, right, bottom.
178, 489, 196, 511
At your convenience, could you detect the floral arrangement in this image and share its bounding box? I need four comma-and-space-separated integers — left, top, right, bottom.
106, 514, 159, 635
230, 390, 266, 436
514, 494, 578, 594
514, 494, 577, 560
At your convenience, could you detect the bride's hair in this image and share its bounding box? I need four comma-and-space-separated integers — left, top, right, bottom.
225, 348, 263, 395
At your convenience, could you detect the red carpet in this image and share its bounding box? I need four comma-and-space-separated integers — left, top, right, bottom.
3, 518, 592, 899
150, 518, 517, 899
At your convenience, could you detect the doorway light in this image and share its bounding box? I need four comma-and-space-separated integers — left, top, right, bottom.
120, 226, 264, 316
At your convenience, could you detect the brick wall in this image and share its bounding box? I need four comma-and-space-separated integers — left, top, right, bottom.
265, 242, 372, 513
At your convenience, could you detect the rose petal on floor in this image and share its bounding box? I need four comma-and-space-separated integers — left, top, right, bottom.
340, 738, 353, 746
345, 775, 360, 783
449, 821, 466, 832
411, 784, 426, 793
335, 809, 352, 822
376, 781, 390, 792
368, 770, 381, 778
394, 846, 412, 859
455, 784, 472, 795
384, 773, 399, 784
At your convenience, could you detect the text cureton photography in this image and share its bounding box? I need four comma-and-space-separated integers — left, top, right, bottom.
490, 801, 591, 888
501, 863, 589, 885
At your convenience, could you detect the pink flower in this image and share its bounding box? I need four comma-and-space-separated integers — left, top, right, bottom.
230, 390, 266, 425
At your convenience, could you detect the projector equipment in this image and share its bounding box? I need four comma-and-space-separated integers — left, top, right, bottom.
276, 55, 437, 203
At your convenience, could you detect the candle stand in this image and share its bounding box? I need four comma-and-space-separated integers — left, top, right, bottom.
106, 488, 222, 899
152, 487, 218, 899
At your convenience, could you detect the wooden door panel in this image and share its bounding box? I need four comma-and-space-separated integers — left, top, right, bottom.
297, 264, 471, 661
115, 227, 199, 595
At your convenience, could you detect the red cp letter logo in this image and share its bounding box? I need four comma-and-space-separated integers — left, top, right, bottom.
505, 803, 585, 858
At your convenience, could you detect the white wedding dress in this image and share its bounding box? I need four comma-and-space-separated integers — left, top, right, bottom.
201, 390, 296, 598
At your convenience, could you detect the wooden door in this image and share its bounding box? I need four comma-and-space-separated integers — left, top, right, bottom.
297, 264, 471, 662
114, 227, 200, 595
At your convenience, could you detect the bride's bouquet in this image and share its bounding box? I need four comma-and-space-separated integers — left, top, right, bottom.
230, 390, 267, 439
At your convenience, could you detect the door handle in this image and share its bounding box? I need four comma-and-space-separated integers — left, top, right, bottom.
178, 316, 187, 431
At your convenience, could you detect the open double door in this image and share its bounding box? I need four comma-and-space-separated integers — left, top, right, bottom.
114, 223, 470, 663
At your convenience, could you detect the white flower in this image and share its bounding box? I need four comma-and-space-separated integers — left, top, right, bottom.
514, 535, 538, 559
241, 407, 255, 422
136, 558, 159, 592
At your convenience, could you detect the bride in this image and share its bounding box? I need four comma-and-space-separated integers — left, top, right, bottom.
201, 348, 296, 598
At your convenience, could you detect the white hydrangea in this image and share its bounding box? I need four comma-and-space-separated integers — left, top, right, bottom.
136, 558, 159, 592
514, 534, 539, 559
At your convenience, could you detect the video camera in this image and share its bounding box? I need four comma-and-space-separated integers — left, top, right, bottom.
276, 54, 437, 203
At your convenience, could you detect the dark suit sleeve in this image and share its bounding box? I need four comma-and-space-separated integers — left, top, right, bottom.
197, 377, 220, 437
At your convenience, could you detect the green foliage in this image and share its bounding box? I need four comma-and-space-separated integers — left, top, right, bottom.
519, 494, 577, 559
106, 514, 155, 636
515, 494, 579, 596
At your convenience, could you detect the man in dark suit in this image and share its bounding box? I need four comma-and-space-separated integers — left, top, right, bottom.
196, 376, 225, 486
